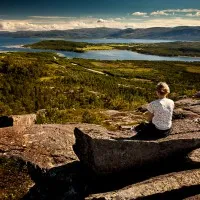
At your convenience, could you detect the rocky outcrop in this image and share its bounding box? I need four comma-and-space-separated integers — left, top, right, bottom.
86, 169, 200, 200
73, 125, 200, 175
188, 148, 200, 164
173, 98, 200, 119
0, 123, 105, 199
0, 116, 13, 128
12, 114, 37, 127
0, 98, 200, 199
194, 91, 200, 98
0, 114, 36, 128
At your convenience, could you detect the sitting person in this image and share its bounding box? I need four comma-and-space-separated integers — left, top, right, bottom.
131, 82, 174, 140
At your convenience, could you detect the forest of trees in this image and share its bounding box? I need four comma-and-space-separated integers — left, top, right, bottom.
0, 52, 200, 124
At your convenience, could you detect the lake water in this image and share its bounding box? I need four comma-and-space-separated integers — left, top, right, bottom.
0, 37, 200, 61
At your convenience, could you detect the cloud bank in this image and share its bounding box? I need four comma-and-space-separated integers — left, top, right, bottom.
0, 10, 200, 32
150, 9, 200, 16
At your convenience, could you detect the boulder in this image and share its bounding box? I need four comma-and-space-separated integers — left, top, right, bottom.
193, 91, 200, 98
175, 98, 200, 107
0, 114, 36, 129
185, 105, 200, 115
73, 121, 200, 175
86, 169, 200, 200
173, 98, 200, 120
137, 103, 148, 113
188, 148, 200, 164
173, 108, 199, 119
11, 114, 37, 127
0, 116, 13, 128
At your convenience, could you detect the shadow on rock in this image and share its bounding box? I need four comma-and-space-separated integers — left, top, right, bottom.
23, 161, 89, 200
23, 155, 200, 200
138, 185, 200, 200
0, 116, 13, 128
87, 156, 200, 194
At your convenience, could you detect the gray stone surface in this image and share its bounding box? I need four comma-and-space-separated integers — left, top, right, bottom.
1, 98, 200, 199
0, 123, 104, 169
86, 169, 200, 200
73, 121, 200, 174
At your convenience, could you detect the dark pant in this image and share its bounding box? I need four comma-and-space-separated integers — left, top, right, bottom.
132, 122, 171, 140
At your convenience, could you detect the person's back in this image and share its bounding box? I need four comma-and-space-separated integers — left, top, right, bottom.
132, 82, 174, 140
148, 97, 174, 130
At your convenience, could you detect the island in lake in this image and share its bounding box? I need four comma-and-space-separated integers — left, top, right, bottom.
25, 40, 200, 57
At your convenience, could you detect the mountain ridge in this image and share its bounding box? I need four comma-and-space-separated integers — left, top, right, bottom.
0, 26, 200, 40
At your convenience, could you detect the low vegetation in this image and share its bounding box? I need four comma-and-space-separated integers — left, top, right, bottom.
114, 42, 200, 57
0, 157, 33, 200
0, 52, 200, 125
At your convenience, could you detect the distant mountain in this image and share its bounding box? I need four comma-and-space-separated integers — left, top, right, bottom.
110, 26, 200, 40
0, 28, 121, 39
0, 26, 200, 40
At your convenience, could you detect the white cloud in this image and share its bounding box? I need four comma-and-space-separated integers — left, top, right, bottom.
131, 9, 200, 18
195, 12, 200, 16
150, 9, 200, 17
132, 12, 147, 16
162, 9, 200, 13
150, 11, 169, 16
97, 19, 106, 23
115, 18, 123, 20
186, 12, 200, 17
0, 16, 200, 32
140, 17, 200, 28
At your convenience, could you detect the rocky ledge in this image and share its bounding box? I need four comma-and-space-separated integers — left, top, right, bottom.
86, 169, 200, 200
73, 124, 200, 175
0, 98, 200, 199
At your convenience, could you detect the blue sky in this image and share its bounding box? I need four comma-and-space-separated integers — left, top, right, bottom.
0, 0, 200, 31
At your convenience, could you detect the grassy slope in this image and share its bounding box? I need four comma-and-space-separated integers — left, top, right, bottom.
0, 52, 200, 125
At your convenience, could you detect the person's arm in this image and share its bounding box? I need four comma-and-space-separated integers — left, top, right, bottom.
147, 102, 154, 122
147, 111, 154, 122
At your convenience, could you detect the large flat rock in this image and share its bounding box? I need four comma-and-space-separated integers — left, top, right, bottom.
0, 123, 104, 169
86, 169, 200, 200
73, 120, 200, 175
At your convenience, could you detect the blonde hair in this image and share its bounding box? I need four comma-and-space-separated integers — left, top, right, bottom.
156, 82, 170, 95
